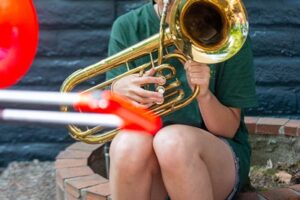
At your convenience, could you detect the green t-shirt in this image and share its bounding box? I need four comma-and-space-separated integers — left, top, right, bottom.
106, 2, 257, 189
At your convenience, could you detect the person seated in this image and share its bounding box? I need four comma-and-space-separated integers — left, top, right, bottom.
107, 0, 257, 199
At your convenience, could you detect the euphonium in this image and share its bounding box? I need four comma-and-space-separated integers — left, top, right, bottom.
60, 0, 249, 144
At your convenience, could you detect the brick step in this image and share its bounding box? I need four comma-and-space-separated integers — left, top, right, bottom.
55, 117, 300, 200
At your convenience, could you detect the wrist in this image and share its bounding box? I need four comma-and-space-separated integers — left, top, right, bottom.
197, 91, 212, 103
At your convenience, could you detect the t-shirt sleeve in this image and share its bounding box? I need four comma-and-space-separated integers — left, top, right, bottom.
106, 18, 133, 81
215, 37, 258, 108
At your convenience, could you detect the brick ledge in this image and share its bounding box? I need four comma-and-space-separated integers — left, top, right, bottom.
245, 117, 300, 136
55, 117, 300, 200
55, 142, 111, 200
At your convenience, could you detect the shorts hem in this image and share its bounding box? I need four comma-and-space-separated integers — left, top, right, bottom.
219, 138, 240, 200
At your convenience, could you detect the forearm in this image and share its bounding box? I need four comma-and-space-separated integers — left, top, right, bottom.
197, 91, 241, 138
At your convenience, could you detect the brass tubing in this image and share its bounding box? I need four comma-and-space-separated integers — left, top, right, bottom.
60, 0, 248, 144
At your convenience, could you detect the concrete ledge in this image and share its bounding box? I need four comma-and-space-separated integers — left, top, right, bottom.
55, 117, 300, 200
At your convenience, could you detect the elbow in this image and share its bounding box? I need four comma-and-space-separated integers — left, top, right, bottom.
220, 113, 241, 138
209, 126, 237, 139
226, 125, 239, 139
227, 107, 241, 138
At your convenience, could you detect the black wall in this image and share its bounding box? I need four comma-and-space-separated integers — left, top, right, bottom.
0, 0, 299, 166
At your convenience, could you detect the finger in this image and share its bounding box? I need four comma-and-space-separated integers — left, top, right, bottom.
184, 60, 209, 70
189, 61, 207, 67
136, 87, 164, 98
188, 66, 210, 73
184, 60, 192, 70
190, 78, 210, 86
126, 93, 146, 104
140, 96, 162, 104
185, 63, 209, 72
188, 72, 211, 79
131, 87, 164, 103
134, 76, 166, 85
187, 67, 210, 76
134, 102, 156, 109
131, 101, 148, 109
143, 102, 156, 109
145, 67, 156, 76
131, 98, 158, 109
135, 89, 164, 104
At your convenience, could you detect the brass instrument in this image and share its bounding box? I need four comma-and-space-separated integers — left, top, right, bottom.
60, 0, 249, 144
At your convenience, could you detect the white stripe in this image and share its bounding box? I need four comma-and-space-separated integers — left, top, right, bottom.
1, 109, 123, 127
0, 90, 81, 106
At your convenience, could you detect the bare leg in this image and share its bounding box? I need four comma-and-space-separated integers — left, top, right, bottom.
153, 125, 236, 200
150, 164, 167, 200
109, 131, 167, 200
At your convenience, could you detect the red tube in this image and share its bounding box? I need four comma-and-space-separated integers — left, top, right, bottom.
74, 91, 162, 135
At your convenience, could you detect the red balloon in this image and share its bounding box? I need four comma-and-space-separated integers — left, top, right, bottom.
0, 0, 39, 88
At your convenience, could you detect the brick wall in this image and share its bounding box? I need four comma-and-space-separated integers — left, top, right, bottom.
0, 0, 299, 166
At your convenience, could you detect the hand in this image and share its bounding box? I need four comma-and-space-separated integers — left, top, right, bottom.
111, 68, 165, 108
184, 60, 211, 98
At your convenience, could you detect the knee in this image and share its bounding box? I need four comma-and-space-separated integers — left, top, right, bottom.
153, 125, 191, 170
110, 131, 154, 172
